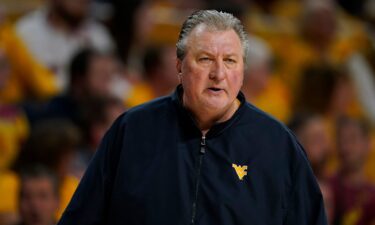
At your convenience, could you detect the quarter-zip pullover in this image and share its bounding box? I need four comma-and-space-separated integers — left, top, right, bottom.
58, 85, 327, 225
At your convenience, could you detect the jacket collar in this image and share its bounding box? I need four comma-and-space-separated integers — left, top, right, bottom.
171, 84, 247, 138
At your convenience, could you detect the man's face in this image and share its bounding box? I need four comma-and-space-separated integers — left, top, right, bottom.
86, 55, 119, 98
52, 0, 90, 26
299, 118, 330, 166
337, 123, 370, 171
177, 25, 244, 115
19, 177, 59, 225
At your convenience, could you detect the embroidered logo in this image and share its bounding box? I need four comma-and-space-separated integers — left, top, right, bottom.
232, 164, 248, 180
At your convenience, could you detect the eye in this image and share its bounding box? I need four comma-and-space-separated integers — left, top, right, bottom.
199, 57, 211, 62
224, 58, 236, 64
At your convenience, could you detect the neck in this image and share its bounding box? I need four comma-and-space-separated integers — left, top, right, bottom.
185, 98, 241, 135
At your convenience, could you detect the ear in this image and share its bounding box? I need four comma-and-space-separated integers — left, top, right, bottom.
176, 59, 182, 74
176, 59, 182, 83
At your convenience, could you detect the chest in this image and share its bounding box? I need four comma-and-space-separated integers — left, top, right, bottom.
108, 132, 290, 225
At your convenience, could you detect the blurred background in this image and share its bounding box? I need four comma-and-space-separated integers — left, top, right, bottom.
0, 0, 375, 224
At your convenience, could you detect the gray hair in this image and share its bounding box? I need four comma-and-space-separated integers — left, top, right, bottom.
176, 10, 250, 66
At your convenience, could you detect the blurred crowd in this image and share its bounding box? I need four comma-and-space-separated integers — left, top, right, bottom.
0, 0, 375, 224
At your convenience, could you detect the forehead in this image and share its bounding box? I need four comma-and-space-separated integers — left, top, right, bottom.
21, 177, 55, 193
185, 24, 243, 56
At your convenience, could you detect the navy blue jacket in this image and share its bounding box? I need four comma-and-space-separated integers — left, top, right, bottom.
58, 86, 327, 225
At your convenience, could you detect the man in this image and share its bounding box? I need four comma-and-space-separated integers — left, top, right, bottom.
29, 48, 123, 126
17, 165, 60, 225
0, 8, 58, 103
288, 113, 334, 223
16, 0, 114, 91
58, 10, 327, 225
13, 119, 81, 219
288, 113, 331, 180
330, 117, 375, 225
126, 44, 179, 108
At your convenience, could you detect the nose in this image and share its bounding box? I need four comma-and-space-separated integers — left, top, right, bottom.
209, 60, 226, 81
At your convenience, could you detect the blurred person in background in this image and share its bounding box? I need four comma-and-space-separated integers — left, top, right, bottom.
13, 119, 81, 219
288, 113, 334, 224
15, 0, 115, 91
293, 64, 359, 123
125, 45, 179, 108
343, 2, 375, 127
109, 0, 206, 80
265, 0, 367, 100
0, 48, 28, 175
0, 8, 31, 223
70, 96, 125, 179
31, 48, 126, 126
0, 4, 58, 103
119, 0, 154, 75
108, 0, 149, 66
293, 65, 361, 176
241, 35, 291, 123
276, 0, 338, 92
345, 0, 375, 184
330, 117, 375, 225
288, 113, 332, 180
16, 165, 60, 225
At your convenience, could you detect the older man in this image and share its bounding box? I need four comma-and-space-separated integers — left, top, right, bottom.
17, 165, 60, 225
57, 10, 327, 225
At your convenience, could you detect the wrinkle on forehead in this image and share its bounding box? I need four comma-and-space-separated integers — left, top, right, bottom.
186, 24, 243, 57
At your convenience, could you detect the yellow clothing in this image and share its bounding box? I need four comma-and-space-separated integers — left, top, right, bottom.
244, 1, 300, 40
245, 4, 367, 98
0, 105, 28, 170
0, 172, 78, 221
0, 171, 19, 213
248, 76, 292, 123
365, 132, 375, 183
57, 175, 79, 219
273, 35, 358, 94
125, 83, 155, 108
0, 22, 59, 103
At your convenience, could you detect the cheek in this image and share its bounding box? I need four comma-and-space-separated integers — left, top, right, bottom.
181, 75, 199, 98
229, 71, 244, 89
182, 65, 207, 90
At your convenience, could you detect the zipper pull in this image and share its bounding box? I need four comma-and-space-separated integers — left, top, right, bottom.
200, 136, 206, 154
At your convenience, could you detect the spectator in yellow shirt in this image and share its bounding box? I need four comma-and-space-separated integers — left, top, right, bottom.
13, 119, 81, 219
0, 21, 58, 103
241, 35, 291, 123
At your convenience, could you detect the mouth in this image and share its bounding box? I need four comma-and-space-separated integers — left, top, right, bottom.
208, 87, 223, 92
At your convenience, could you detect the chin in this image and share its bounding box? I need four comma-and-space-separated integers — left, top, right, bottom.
203, 100, 230, 111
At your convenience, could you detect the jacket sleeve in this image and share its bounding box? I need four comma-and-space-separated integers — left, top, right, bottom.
57, 116, 125, 225
283, 142, 328, 225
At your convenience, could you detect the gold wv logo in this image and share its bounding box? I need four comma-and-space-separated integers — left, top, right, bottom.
232, 164, 248, 180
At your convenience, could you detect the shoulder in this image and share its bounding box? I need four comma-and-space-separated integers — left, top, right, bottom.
241, 102, 308, 164
116, 95, 175, 126
242, 102, 295, 139
16, 8, 45, 34
101, 96, 175, 149
84, 20, 114, 50
85, 19, 111, 35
